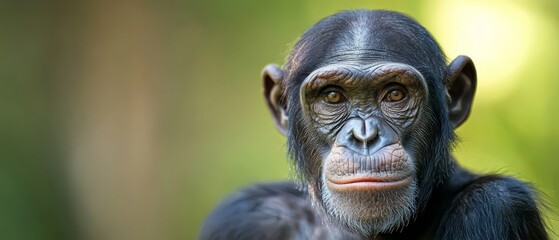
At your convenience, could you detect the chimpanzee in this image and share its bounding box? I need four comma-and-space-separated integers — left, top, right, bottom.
200, 9, 548, 240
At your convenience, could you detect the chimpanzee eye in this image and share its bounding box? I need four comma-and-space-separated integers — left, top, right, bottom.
322, 90, 346, 104
383, 85, 407, 102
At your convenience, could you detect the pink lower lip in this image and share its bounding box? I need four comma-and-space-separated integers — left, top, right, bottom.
326, 176, 412, 191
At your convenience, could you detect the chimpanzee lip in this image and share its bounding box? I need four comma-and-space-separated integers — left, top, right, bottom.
326, 175, 412, 191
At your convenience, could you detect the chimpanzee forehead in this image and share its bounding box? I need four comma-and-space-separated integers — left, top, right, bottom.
285, 10, 447, 87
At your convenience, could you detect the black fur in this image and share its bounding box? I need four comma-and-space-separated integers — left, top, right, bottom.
200, 10, 548, 240
199, 181, 353, 240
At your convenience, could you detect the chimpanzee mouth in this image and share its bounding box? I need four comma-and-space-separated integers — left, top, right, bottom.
326, 174, 412, 192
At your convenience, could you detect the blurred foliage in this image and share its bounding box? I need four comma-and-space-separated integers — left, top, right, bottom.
0, 0, 558, 239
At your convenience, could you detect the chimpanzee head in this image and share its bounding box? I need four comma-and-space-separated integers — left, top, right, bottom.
263, 10, 476, 235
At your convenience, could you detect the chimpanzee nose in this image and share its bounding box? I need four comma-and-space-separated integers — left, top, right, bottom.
352, 118, 378, 144
336, 117, 386, 155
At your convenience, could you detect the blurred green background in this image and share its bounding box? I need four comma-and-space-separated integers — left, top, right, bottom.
1, 0, 558, 239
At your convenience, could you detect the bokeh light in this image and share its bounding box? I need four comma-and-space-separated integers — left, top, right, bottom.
430, 0, 539, 102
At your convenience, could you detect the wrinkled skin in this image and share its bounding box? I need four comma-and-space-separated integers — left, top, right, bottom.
299, 63, 426, 234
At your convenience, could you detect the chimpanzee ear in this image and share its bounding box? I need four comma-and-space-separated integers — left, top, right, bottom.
446, 55, 477, 128
262, 64, 288, 135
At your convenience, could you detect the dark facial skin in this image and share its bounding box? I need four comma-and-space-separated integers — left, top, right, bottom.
299, 62, 428, 233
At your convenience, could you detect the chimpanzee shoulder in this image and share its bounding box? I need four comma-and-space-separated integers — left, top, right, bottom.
436, 174, 547, 240
200, 181, 343, 240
